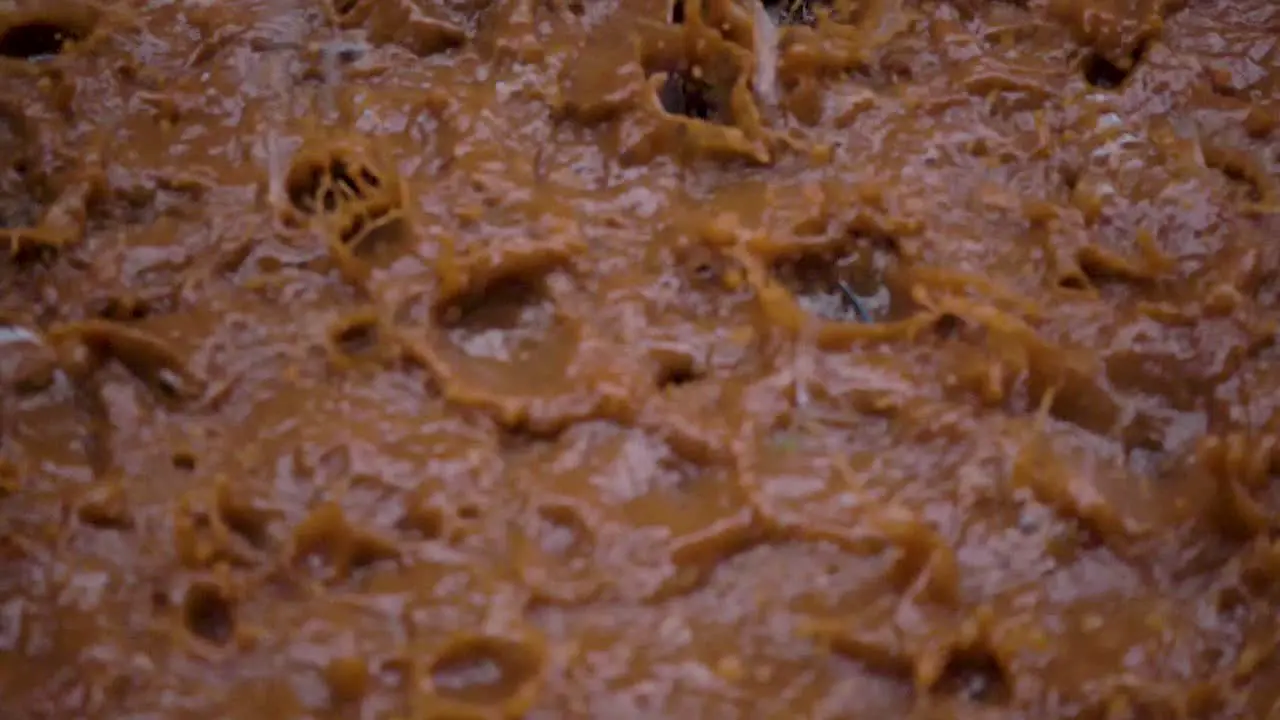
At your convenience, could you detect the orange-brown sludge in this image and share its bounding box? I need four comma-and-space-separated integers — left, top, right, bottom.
1, 0, 1279, 716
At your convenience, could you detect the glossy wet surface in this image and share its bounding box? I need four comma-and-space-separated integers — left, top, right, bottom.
2, 0, 1280, 717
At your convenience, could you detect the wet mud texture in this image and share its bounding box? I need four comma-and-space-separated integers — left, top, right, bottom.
2, 0, 1280, 717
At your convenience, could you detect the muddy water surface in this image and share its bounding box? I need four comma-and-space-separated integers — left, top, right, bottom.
2, 0, 1280, 717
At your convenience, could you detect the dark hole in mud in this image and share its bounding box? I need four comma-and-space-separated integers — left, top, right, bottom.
658, 71, 728, 125
287, 164, 325, 215
331, 159, 363, 201
333, 319, 379, 357
1083, 53, 1126, 89
95, 296, 151, 322
1058, 273, 1090, 291
331, 0, 361, 16
1059, 165, 1081, 192
219, 504, 273, 549
933, 647, 1010, 704
172, 450, 197, 471
655, 353, 704, 390
437, 277, 545, 330
183, 583, 235, 645
1082, 44, 1144, 90
1217, 163, 1264, 202
764, 0, 831, 26
669, 0, 684, 23
286, 155, 384, 216
0, 21, 82, 61
338, 213, 366, 245
933, 312, 963, 339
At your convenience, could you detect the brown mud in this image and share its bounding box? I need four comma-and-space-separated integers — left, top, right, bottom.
2, 0, 1280, 717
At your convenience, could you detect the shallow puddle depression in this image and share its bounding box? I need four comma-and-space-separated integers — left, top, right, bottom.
773, 235, 906, 323
438, 276, 561, 363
